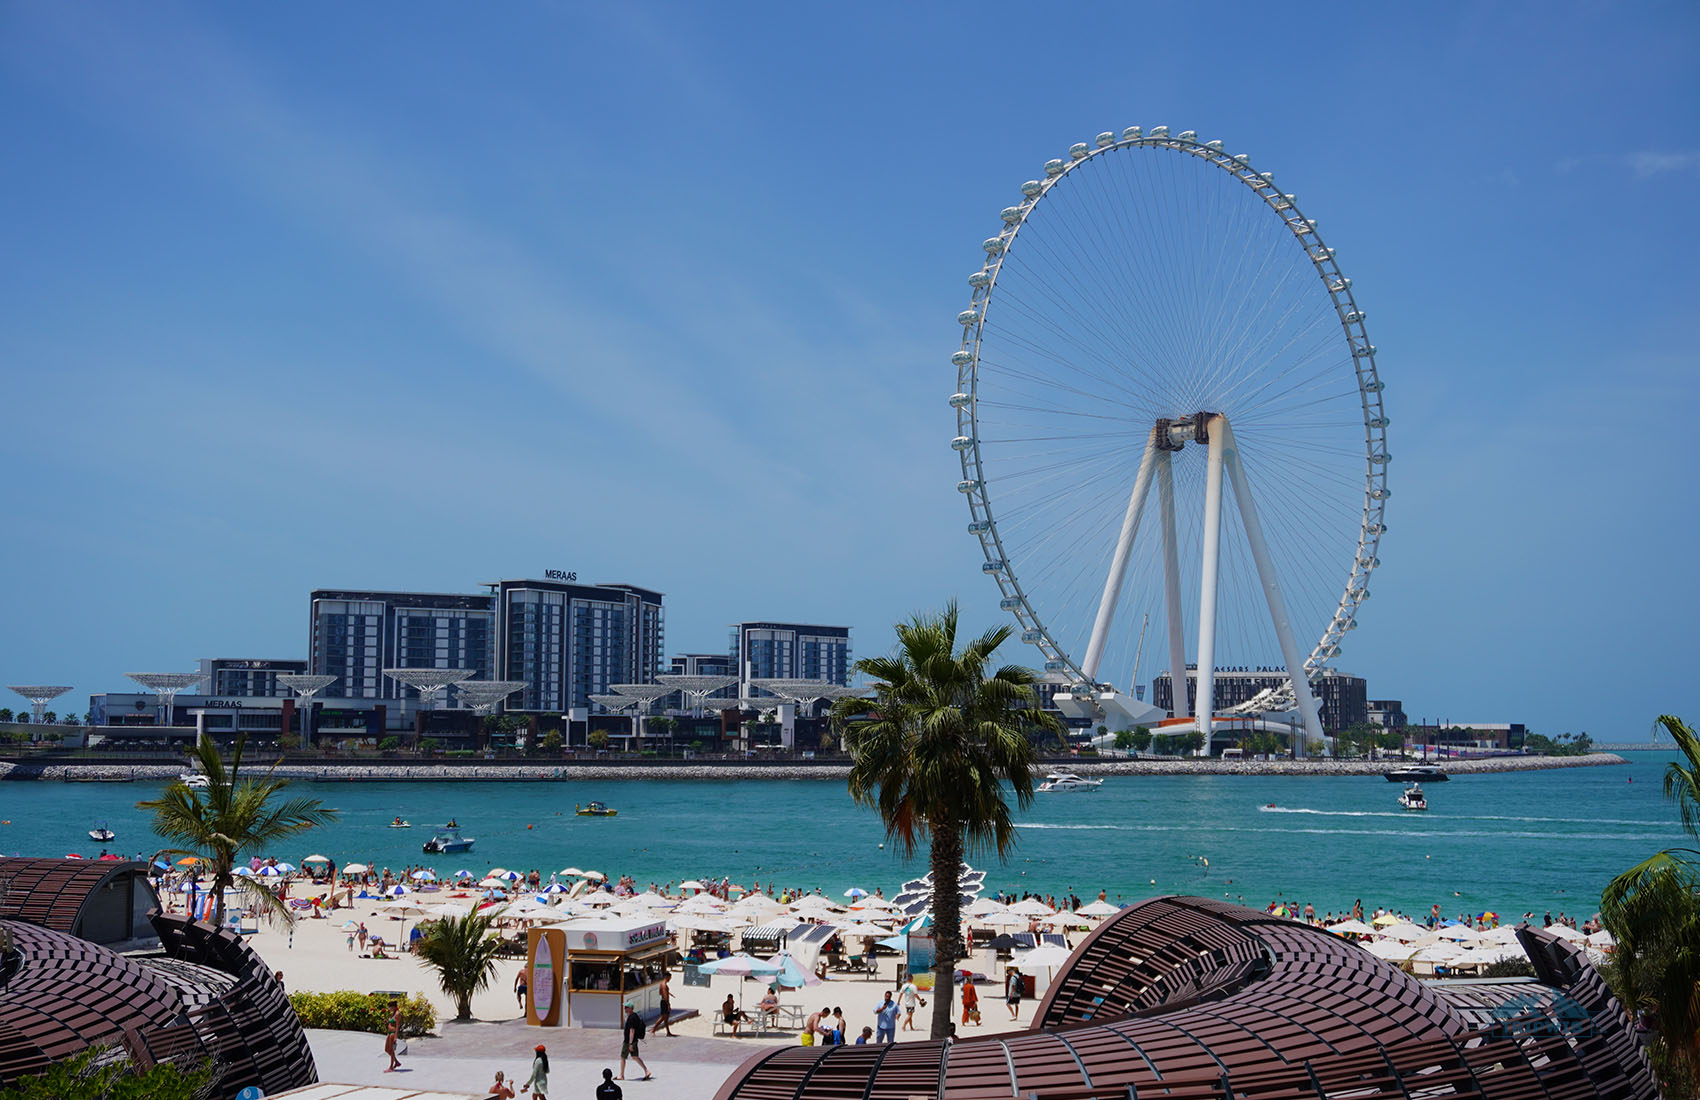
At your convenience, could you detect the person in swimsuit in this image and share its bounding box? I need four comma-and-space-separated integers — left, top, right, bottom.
655, 974, 673, 1035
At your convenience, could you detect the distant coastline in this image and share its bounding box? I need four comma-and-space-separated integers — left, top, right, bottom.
0, 752, 1629, 783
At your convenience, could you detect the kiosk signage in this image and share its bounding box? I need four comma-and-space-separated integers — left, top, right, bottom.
526, 927, 565, 1026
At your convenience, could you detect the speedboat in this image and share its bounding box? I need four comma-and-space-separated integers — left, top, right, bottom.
88, 824, 116, 842
1037, 773, 1104, 793
1397, 783, 1428, 811
422, 825, 475, 854
576, 801, 618, 817
178, 773, 210, 790
1385, 764, 1448, 783
388, 817, 412, 829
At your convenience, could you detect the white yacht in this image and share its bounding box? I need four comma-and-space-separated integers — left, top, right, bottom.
1038, 772, 1104, 793
178, 773, 210, 790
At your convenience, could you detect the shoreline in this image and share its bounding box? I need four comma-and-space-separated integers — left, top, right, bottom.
0, 752, 1629, 782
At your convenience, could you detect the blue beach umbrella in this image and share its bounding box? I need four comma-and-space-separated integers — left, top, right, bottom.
764, 951, 821, 988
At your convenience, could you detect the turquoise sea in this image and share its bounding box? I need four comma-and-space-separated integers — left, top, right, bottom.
3, 752, 1685, 921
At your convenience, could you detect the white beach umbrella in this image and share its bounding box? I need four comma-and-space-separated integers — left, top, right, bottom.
581, 871, 606, 881
1586, 929, 1616, 947
383, 898, 429, 916
1046, 912, 1094, 929
1076, 900, 1121, 918
488, 868, 510, 878
1376, 922, 1429, 942
426, 902, 472, 919
966, 898, 1009, 917
478, 877, 509, 889
1543, 924, 1587, 942
342, 863, 370, 875
791, 895, 838, 912
302, 855, 331, 864
1451, 944, 1525, 968
678, 879, 707, 892
1014, 944, 1074, 968
629, 891, 674, 909
1325, 919, 1378, 937
559, 867, 584, 877
1360, 939, 1419, 961
978, 911, 1029, 929
678, 895, 727, 915
1435, 924, 1482, 941
1482, 925, 1524, 944
1007, 899, 1055, 917
1408, 944, 1462, 964
410, 869, 437, 882
579, 892, 617, 907
853, 895, 897, 911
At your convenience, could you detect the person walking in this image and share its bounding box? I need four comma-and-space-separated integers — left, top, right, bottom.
831, 1007, 847, 1044
595, 1068, 622, 1099
960, 976, 980, 1026
1006, 968, 1024, 1020
382, 1000, 402, 1072
520, 1044, 548, 1099
655, 974, 674, 1036
875, 991, 899, 1043
514, 968, 528, 1012
619, 1003, 652, 1081
898, 979, 925, 1031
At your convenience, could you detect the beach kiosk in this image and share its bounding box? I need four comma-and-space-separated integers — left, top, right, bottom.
559, 917, 672, 1028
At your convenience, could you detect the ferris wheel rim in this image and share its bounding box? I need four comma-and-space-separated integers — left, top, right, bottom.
953, 126, 1389, 688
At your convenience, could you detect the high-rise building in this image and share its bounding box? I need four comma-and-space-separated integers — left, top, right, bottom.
1368, 699, 1407, 730
1152, 666, 1368, 733
496, 579, 665, 714
667, 652, 740, 707
732, 622, 852, 690
307, 590, 496, 700
196, 658, 308, 699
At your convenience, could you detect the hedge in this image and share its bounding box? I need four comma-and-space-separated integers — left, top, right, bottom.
288, 991, 436, 1037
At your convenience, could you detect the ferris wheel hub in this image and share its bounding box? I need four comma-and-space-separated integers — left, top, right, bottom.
1155, 412, 1220, 451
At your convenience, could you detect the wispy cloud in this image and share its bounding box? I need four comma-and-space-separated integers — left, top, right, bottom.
1628, 151, 1700, 178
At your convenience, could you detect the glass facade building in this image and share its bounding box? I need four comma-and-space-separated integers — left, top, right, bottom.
196, 658, 308, 699
732, 622, 852, 687
497, 580, 666, 714
308, 590, 496, 701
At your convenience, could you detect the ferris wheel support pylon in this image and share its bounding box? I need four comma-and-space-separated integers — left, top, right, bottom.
1082, 426, 1162, 683
1156, 454, 1189, 720
1195, 420, 1227, 742
1216, 416, 1325, 755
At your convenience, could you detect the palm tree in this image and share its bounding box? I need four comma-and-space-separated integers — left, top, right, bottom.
830, 601, 1063, 1040
137, 734, 337, 928
414, 908, 507, 1021
1601, 714, 1700, 1087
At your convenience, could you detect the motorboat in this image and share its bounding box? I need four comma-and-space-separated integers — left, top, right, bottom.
88, 824, 116, 842
178, 773, 210, 790
1385, 764, 1448, 783
387, 817, 412, 829
422, 825, 475, 854
575, 801, 618, 817
1397, 783, 1428, 811
1037, 773, 1104, 793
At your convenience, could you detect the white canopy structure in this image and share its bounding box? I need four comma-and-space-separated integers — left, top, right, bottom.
654, 674, 739, 715
7, 685, 73, 726
126, 673, 206, 726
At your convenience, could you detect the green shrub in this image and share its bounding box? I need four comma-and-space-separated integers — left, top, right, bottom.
1481, 957, 1536, 979
0, 1046, 216, 1099
287, 991, 435, 1037
378, 737, 402, 752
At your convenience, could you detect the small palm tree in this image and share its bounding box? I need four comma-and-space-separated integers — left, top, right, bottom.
1601, 714, 1700, 1085
830, 601, 1063, 1040
414, 908, 507, 1021
137, 734, 337, 928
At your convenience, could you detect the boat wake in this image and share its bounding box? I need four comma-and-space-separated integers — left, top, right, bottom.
1259, 806, 1668, 826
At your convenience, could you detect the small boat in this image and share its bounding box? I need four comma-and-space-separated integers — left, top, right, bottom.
178, 773, 210, 790
88, 824, 116, 842
1397, 783, 1428, 811
576, 802, 618, 817
1385, 764, 1448, 783
422, 825, 475, 854
1037, 773, 1104, 793
388, 817, 412, 829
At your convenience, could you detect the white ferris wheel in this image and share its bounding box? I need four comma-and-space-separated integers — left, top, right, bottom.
952, 126, 1389, 750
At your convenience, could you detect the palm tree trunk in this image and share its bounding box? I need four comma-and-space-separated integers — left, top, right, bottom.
929, 825, 963, 1040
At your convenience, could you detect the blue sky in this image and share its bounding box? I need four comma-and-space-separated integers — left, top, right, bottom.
1, 2, 1695, 737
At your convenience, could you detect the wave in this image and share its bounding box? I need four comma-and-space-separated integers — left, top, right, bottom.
1018, 821, 1661, 841
1257, 807, 1669, 827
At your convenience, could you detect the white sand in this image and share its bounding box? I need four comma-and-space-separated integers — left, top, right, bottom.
211, 889, 1043, 1043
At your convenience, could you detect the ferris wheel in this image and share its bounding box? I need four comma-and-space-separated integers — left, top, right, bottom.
952, 126, 1389, 748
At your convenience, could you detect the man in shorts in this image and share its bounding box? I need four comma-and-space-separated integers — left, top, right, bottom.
618, 1003, 651, 1081
898, 979, 925, 1030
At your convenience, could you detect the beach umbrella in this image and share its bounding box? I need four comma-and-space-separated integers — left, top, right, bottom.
1587, 929, 1616, 947
385, 884, 411, 897
1076, 900, 1121, 918
678, 879, 707, 892
478, 876, 509, 889
426, 902, 472, 919
302, 855, 331, 864
232, 867, 255, 878
581, 871, 606, 881
1376, 922, 1429, 942
1543, 924, 1587, 943
1046, 912, 1093, 930
255, 866, 284, 878
578, 892, 617, 907
559, 867, 584, 877
382, 898, 429, 916
1408, 944, 1461, 964
176, 857, 200, 866
698, 953, 783, 977
1435, 924, 1482, 942
791, 895, 838, 912
273, 863, 296, 873
488, 867, 509, 877
1007, 899, 1055, 917
629, 891, 673, 909
453, 869, 475, 880
410, 869, 437, 882
843, 887, 868, 899
966, 898, 1007, 917
765, 951, 822, 988
1371, 913, 1401, 926
1360, 939, 1418, 961
152, 860, 171, 871
1326, 919, 1378, 937
343, 863, 370, 875
496, 870, 522, 883
542, 882, 570, 894
853, 895, 898, 912
978, 911, 1029, 929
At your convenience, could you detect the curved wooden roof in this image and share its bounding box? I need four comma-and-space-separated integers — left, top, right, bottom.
0, 910, 316, 1094
0, 857, 158, 939
712, 895, 1656, 1100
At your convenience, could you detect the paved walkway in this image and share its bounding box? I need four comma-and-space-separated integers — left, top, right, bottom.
307, 1022, 758, 1100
